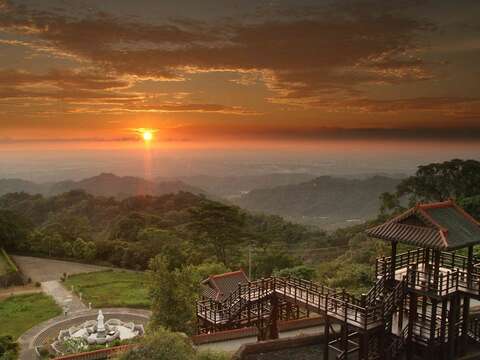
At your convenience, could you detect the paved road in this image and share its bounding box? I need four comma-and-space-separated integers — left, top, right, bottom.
12, 256, 110, 282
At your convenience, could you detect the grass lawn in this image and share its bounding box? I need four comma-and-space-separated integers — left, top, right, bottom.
65, 270, 151, 309
0, 293, 62, 339
0, 249, 14, 275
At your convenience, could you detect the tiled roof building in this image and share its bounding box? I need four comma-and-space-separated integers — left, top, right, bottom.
366, 200, 480, 250
201, 270, 249, 302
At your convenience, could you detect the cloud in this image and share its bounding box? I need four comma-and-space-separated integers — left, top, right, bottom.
0, 0, 435, 107
0, 68, 131, 90
0, 68, 255, 115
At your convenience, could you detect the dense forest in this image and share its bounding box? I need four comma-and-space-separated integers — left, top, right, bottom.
233, 175, 402, 227
0, 173, 204, 199
0, 190, 332, 275
0, 159, 479, 295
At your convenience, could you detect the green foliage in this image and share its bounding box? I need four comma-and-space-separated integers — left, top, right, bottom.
64, 270, 150, 308
0, 336, 18, 360
190, 262, 230, 280
275, 265, 316, 281
188, 201, 247, 265
0, 249, 17, 275
148, 256, 200, 335
0, 293, 61, 339
119, 328, 195, 360
316, 234, 388, 294
381, 159, 480, 217
118, 328, 229, 360
458, 195, 480, 220
0, 209, 31, 250
0, 190, 313, 272
196, 350, 230, 360
235, 175, 400, 227
252, 247, 300, 278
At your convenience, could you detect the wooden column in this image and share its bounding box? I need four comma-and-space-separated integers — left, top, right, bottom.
324, 315, 330, 360
425, 248, 431, 272
269, 294, 279, 340
467, 245, 474, 288
391, 241, 398, 286
433, 250, 441, 288
407, 291, 418, 360
461, 295, 470, 356
430, 299, 438, 345
439, 298, 448, 360
359, 331, 369, 360
447, 295, 459, 359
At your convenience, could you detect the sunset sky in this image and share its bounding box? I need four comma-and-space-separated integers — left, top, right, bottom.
0, 0, 480, 144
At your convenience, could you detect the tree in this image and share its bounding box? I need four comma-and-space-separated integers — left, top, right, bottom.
458, 195, 480, 220
275, 265, 316, 281
380, 159, 480, 216
118, 328, 229, 360
188, 201, 246, 265
148, 256, 199, 335
252, 247, 300, 278
191, 262, 229, 280
0, 210, 31, 250
118, 328, 195, 360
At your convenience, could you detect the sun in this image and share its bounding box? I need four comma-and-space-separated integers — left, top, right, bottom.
142, 130, 153, 142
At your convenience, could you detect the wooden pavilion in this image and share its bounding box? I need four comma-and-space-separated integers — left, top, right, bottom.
197, 200, 480, 359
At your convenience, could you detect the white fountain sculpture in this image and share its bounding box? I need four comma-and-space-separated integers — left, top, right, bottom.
52, 310, 144, 355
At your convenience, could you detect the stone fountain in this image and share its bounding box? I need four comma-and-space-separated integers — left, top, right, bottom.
51, 310, 144, 355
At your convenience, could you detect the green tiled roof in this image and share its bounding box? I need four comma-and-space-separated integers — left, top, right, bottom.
424, 206, 480, 249
366, 200, 480, 250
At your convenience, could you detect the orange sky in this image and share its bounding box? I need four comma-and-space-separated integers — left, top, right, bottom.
0, 0, 479, 144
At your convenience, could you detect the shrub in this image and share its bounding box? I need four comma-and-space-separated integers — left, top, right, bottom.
0, 336, 18, 360
196, 350, 230, 360
118, 328, 195, 360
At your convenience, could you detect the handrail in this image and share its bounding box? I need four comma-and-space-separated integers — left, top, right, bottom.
198, 274, 404, 330
377, 249, 480, 279
468, 314, 480, 342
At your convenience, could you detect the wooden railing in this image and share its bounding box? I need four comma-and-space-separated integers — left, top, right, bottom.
385, 325, 408, 360
405, 265, 480, 297
376, 249, 426, 278
468, 315, 480, 342
198, 275, 406, 331
377, 249, 480, 279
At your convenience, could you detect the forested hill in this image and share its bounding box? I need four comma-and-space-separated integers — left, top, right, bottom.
161, 173, 316, 198
0, 173, 204, 199
233, 176, 401, 227
0, 190, 327, 270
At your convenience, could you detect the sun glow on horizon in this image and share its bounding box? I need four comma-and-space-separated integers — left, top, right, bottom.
134, 128, 155, 143
142, 130, 153, 142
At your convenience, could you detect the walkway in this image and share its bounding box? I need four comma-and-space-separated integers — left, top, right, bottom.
17, 308, 151, 360
0, 284, 41, 300
41, 280, 87, 313
198, 324, 340, 353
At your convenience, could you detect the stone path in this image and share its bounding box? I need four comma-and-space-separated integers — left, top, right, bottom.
41, 280, 87, 313
17, 308, 151, 360
0, 284, 42, 300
